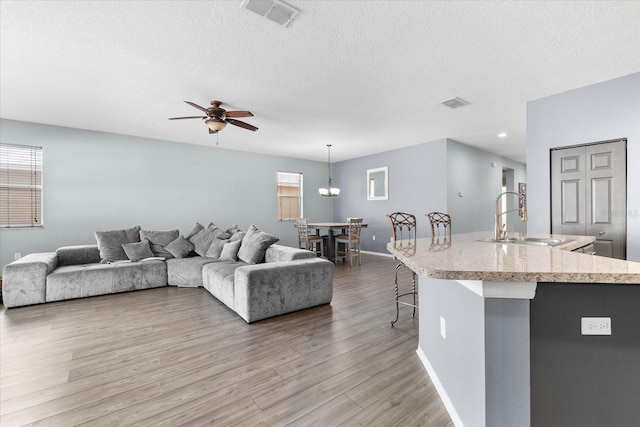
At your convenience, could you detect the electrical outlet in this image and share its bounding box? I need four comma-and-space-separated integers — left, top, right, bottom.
372, 235, 376, 241
581, 317, 611, 335
14, 253, 21, 260
440, 316, 446, 339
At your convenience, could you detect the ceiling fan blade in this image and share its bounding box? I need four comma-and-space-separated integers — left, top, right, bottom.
225, 111, 254, 118
168, 116, 207, 120
226, 119, 258, 131
184, 101, 209, 113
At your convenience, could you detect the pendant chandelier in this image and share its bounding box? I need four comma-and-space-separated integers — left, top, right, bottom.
319, 144, 340, 197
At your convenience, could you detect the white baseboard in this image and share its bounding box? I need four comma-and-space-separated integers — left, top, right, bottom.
360, 250, 393, 257
416, 346, 464, 427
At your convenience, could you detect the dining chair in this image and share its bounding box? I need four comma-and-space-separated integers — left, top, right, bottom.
386, 212, 417, 326
334, 218, 363, 266
426, 212, 452, 237
295, 218, 324, 258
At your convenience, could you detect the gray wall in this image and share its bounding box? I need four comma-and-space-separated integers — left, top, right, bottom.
0, 119, 333, 269
446, 140, 527, 234
527, 72, 640, 261
333, 139, 448, 253
419, 277, 531, 427
333, 138, 526, 253
419, 277, 486, 425
531, 282, 640, 427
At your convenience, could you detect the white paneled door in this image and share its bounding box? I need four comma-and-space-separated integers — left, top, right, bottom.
551, 140, 627, 259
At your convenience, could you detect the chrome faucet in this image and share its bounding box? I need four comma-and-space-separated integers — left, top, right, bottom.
495, 191, 528, 240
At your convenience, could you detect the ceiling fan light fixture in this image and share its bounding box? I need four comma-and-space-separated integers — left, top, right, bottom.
319, 144, 340, 197
206, 118, 227, 132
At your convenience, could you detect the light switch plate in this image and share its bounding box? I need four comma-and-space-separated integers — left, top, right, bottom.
581, 317, 611, 335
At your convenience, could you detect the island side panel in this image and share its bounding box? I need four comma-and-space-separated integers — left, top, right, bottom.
485, 298, 531, 427
419, 276, 491, 426
530, 282, 640, 427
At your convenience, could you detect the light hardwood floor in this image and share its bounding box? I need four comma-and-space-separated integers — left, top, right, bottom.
0, 254, 452, 426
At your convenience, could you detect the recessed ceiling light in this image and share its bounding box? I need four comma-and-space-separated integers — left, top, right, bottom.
498, 132, 507, 138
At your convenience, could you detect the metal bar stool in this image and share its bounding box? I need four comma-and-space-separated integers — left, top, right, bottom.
426, 212, 452, 237
426, 212, 452, 252
386, 212, 417, 326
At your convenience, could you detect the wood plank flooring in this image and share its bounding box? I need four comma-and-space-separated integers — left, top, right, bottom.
0, 254, 452, 426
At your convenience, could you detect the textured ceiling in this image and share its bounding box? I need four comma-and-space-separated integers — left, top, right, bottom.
1, 1, 639, 163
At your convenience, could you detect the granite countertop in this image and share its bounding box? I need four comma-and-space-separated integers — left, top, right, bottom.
387, 232, 640, 284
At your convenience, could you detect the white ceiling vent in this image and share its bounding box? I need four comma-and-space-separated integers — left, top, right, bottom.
441, 97, 470, 109
241, 0, 299, 27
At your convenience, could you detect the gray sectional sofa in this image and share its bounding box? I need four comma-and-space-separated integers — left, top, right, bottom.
2, 227, 334, 323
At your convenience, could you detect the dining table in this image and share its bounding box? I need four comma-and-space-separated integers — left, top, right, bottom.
307, 222, 368, 262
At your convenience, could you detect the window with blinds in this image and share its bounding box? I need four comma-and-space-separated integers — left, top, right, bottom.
277, 171, 303, 221
0, 143, 43, 227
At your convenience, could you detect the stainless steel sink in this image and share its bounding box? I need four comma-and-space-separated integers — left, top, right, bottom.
478, 237, 573, 247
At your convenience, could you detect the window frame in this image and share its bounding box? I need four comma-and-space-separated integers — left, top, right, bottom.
276, 171, 303, 221
0, 143, 44, 228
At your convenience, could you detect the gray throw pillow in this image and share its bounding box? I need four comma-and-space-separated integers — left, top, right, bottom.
165, 235, 194, 259
95, 226, 141, 263
140, 229, 179, 258
237, 224, 280, 264
205, 238, 228, 259
226, 224, 243, 235
185, 222, 205, 240
220, 239, 242, 261
229, 231, 246, 242
217, 231, 232, 240
122, 240, 155, 262
189, 224, 225, 257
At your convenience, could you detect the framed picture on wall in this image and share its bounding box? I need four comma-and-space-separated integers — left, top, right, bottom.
518, 182, 527, 218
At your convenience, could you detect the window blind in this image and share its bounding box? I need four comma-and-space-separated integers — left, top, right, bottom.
277, 171, 303, 221
0, 143, 43, 227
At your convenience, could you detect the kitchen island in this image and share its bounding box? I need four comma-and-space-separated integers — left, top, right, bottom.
388, 232, 640, 427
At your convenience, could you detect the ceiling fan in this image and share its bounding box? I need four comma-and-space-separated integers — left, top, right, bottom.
169, 100, 258, 134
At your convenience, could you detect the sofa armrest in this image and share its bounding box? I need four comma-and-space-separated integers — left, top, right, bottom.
56, 245, 101, 266
234, 258, 334, 323
265, 244, 316, 263
2, 253, 58, 308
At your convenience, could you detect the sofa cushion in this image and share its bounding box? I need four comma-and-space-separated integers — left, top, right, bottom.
202, 261, 247, 309
95, 226, 141, 263
46, 260, 167, 302
166, 256, 218, 287
226, 224, 243, 235
185, 222, 205, 240
165, 236, 194, 259
205, 237, 227, 259
56, 245, 101, 266
237, 224, 279, 264
220, 240, 242, 261
189, 224, 226, 257
140, 229, 179, 258
230, 231, 246, 242
122, 240, 155, 262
